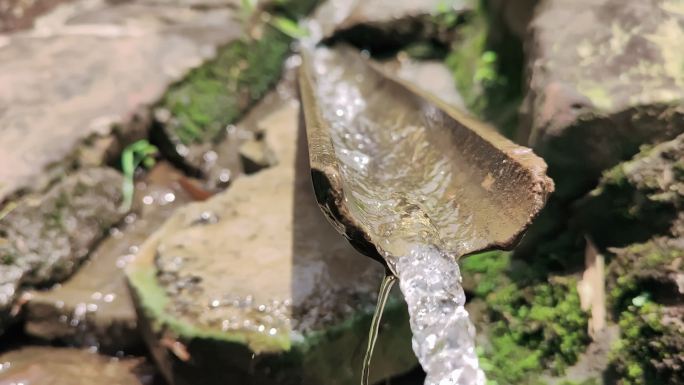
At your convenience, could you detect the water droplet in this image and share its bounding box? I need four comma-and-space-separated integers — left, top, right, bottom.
203, 151, 218, 163
163, 193, 175, 203
218, 170, 231, 184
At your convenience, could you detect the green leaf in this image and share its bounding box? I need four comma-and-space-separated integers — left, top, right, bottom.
270, 16, 308, 39
119, 140, 159, 213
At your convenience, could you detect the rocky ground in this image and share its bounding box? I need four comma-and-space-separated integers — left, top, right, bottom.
0, 0, 682, 384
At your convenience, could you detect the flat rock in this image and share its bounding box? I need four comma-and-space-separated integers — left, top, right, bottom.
0, 167, 124, 334
24, 162, 193, 351
0, 346, 155, 385
127, 90, 415, 385
522, 0, 684, 198
0, 0, 243, 201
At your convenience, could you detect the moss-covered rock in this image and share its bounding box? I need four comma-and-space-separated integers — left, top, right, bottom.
445, 0, 528, 138
461, 251, 590, 384
574, 133, 684, 249
0, 168, 125, 335
153, 0, 319, 175
607, 237, 684, 314
610, 303, 683, 385
605, 223, 683, 384
158, 27, 292, 147
522, 0, 684, 199
23, 162, 194, 351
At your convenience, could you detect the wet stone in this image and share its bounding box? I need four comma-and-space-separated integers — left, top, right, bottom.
127, 88, 415, 385
24, 162, 193, 351
0, 0, 243, 201
522, 0, 684, 199
0, 346, 156, 385
0, 167, 124, 334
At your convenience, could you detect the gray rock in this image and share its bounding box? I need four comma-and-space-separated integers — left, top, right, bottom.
0, 0, 243, 201
0, 167, 124, 334
0, 346, 156, 384
522, 0, 684, 198
574, 133, 684, 248
0, 0, 66, 32
24, 162, 193, 351
310, 0, 472, 47
127, 90, 415, 385
379, 57, 464, 108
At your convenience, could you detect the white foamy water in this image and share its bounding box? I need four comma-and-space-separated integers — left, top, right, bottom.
389, 247, 484, 385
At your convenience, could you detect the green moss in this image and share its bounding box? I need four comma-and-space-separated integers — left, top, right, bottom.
462, 251, 590, 384
1, 249, 16, 265
46, 191, 69, 229
445, 9, 490, 112
444, 0, 524, 137
610, 301, 683, 385
161, 26, 292, 145
128, 265, 291, 352
607, 238, 684, 314
461, 250, 511, 297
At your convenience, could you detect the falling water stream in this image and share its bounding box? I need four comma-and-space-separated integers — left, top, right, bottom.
361, 274, 397, 385
361, 249, 484, 385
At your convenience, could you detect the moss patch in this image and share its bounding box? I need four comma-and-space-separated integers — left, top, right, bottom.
444, 0, 524, 138
610, 302, 684, 385
160, 26, 293, 145
607, 238, 684, 313
604, 227, 683, 385
461, 251, 590, 385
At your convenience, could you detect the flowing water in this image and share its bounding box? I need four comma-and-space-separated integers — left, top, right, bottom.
304, 47, 486, 385
361, 274, 397, 385
361, 248, 484, 385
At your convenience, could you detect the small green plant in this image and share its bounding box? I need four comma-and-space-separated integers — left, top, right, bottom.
120, 140, 158, 212
269, 16, 308, 39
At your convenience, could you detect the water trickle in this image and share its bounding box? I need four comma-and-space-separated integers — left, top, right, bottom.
361, 273, 396, 385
